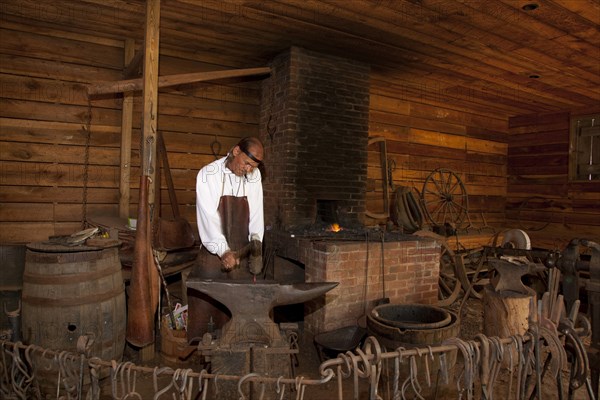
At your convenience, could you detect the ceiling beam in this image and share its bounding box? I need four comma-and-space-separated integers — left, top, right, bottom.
87, 67, 271, 96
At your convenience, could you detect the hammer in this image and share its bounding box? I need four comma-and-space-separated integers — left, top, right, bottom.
234, 233, 263, 276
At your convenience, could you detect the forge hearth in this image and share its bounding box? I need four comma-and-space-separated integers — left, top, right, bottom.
269, 230, 441, 335
316, 199, 340, 225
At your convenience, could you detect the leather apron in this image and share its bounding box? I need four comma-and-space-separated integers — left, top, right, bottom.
187, 177, 252, 341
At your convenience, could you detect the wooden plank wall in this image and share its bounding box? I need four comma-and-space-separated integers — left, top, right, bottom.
0, 20, 513, 246
0, 24, 260, 243
507, 111, 600, 249
0, 22, 512, 245
367, 89, 509, 237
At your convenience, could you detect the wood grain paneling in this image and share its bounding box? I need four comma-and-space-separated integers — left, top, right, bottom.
507, 111, 600, 248
367, 90, 508, 230
1, 0, 597, 247
2, 0, 597, 118
0, 22, 261, 242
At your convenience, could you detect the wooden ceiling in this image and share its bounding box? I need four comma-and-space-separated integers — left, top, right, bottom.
2, 0, 599, 118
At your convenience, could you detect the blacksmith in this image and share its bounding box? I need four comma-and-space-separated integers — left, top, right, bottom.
187, 136, 265, 340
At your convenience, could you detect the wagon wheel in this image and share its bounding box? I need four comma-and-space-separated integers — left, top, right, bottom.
455, 248, 489, 300
414, 231, 462, 306
438, 241, 462, 306
421, 168, 468, 228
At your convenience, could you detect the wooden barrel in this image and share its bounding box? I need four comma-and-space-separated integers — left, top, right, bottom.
366, 307, 460, 352
22, 242, 126, 361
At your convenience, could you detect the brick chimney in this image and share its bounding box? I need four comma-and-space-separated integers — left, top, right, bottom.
259, 46, 370, 231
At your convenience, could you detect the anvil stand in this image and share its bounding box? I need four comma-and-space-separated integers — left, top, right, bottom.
186, 278, 338, 399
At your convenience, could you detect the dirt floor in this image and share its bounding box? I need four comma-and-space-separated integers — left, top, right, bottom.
85, 293, 597, 400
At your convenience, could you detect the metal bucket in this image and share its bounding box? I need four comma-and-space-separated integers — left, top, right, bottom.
21, 242, 126, 394
314, 325, 367, 360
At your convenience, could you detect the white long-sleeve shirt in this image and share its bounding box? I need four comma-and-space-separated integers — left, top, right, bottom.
195, 156, 264, 257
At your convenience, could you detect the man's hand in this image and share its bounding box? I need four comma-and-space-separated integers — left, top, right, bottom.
221, 251, 239, 271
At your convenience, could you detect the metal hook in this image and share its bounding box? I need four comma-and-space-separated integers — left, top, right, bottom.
211, 135, 222, 160
354, 347, 371, 378
294, 376, 306, 400
3, 300, 21, 316
418, 347, 432, 388
237, 372, 260, 400
409, 355, 425, 399
213, 373, 220, 396
152, 366, 175, 400
363, 335, 383, 366
276, 375, 286, 400
395, 346, 407, 364
427, 345, 435, 361
336, 352, 353, 379
197, 369, 207, 392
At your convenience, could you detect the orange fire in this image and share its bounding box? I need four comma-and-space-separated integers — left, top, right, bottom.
330, 223, 342, 232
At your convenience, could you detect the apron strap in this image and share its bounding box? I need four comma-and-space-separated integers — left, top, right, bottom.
221, 172, 226, 197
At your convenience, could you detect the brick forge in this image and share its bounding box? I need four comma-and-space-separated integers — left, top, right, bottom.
274, 232, 441, 334
259, 47, 440, 335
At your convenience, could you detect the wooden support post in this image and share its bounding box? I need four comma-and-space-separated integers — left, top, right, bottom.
119, 39, 135, 219
138, 0, 160, 362
141, 0, 160, 203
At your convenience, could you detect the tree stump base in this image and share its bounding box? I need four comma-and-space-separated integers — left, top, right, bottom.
483, 284, 535, 338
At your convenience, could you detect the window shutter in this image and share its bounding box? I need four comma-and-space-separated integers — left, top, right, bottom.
570, 115, 599, 181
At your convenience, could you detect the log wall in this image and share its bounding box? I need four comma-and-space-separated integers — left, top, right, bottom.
507, 111, 600, 249
2, 20, 509, 245
0, 24, 260, 243
367, 89, 509, 232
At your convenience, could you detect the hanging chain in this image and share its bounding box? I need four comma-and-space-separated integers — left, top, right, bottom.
82, 99, 92, 229
266, 74, 276, 142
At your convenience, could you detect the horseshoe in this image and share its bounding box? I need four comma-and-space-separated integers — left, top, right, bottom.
538, 325, 566, 379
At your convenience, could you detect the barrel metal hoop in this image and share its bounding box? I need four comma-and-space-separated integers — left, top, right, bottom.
21, 285, 124, 307
23, 262, 121, 285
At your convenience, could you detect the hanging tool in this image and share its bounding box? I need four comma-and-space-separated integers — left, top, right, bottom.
365, 136, 389, 220
378, 230, 389, 305
154, 131, 196, 251
153, 250, 176, 329
211, 135, 222, 159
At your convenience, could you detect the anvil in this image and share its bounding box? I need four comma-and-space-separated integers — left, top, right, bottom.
489, 258, 544, 295
186, 279, 338, 346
